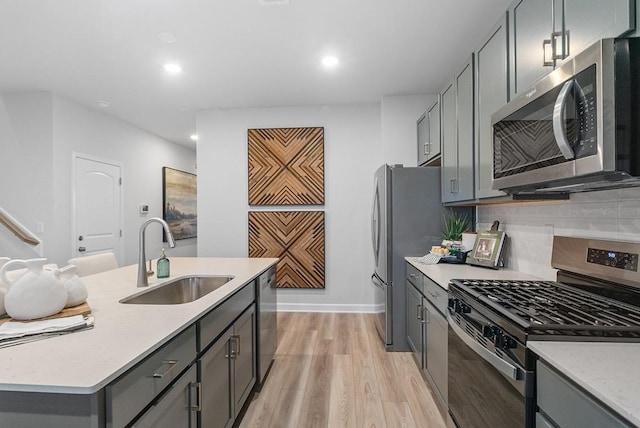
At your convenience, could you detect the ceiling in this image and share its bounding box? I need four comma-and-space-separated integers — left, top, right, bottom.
0, 0, 512, 148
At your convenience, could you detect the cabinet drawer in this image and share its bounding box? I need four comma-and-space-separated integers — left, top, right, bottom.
424, 277, 447, 314
107, 325, 197, 428
406, 263, 423, 291
200, 282, 255, 351
537, 361, 631, 428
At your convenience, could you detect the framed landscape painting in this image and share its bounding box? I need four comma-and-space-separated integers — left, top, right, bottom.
163, 167, 197, 240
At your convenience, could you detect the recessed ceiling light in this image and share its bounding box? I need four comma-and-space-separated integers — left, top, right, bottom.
190, 134, 198, 141
96, 100, 110, 108
164, 63, 182, 73
158, 32, 177, 43
322, 56, 339, 68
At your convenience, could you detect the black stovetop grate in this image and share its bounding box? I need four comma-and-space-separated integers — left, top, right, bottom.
452, 279, 640, 336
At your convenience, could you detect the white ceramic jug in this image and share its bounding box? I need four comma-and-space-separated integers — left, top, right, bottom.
0, 258, 67, 320
57, 265, 88, 308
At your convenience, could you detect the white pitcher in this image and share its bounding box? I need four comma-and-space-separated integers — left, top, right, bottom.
0, 258, 67, 320
57, 265, 88, 308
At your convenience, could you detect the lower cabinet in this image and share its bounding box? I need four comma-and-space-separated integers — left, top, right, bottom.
406, 281, 425, 365
536, 360, 630, 428
200, 304, 256, 428
405, 262, 448, 407
132, 364, 198, 428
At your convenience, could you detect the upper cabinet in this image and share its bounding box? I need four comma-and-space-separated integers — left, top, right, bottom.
475, 14, 509, 200
417, 97, 442, 166
442, 56, 475, 204
417, 112, 428, 166
510, 0, 635, 98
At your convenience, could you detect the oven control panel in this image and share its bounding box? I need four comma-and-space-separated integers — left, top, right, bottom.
587, 247, 638, 271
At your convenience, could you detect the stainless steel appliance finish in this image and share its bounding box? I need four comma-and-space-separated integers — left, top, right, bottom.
371, 164, 445, 351
491, 38, 640, 194
447, 236, 640, 428
256, 266, 276, 385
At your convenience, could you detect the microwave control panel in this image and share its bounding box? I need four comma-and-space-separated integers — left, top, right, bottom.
574, 65, 598, 158
587, 247, 639, 272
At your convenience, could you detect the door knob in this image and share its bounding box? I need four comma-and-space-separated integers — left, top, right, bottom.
78, 235, 84, 241
78, 247, 86, 252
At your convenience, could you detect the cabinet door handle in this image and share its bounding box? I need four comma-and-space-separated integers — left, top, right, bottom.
152, 360, 178, 379
424, 307, 430, 324
233, 335, 241, 356
225, 338, 235, 359
423, 142, 429, 155
542, 38, 554, 67
417, 304, 423, 321
551, 31, 564, 60
190, 382, 202, 411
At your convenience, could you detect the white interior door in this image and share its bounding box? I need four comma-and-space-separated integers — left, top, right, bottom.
72, 154, 122, 262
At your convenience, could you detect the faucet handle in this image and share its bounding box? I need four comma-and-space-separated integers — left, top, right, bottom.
147, 259, 154, 277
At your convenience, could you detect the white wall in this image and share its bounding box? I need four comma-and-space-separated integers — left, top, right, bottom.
197, 103, 383, 312
0, 92, 197, 267
0, 92, 53, 259
381, 94, 435, 167
477, 187, 640, 280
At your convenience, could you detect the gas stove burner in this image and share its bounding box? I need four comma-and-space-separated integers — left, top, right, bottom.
451, 278, 640, 338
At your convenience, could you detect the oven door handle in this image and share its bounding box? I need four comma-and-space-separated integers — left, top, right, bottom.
447, 313, 522, 381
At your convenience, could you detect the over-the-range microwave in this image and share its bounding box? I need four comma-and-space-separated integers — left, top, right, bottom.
491, 38, 640, 194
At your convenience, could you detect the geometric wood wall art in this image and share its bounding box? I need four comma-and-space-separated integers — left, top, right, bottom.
248, 211, 325, 288
248, 127, 324, 205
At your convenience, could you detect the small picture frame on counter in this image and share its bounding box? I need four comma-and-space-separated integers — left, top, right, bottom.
467, 230, 507, 269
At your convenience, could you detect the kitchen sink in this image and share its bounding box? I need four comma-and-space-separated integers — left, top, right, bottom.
119, 275, 234, 305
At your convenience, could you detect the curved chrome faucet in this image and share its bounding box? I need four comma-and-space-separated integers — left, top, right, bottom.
137, 217, 176, 287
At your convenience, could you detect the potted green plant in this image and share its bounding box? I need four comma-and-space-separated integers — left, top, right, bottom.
442, 210, 471, 251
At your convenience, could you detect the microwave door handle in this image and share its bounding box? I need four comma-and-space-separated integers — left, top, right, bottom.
552, 80, 576, 160
447, 312, 521, 381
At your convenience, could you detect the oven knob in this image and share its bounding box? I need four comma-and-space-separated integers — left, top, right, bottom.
454, 301, 471, 314
482, 325, 497, 339
494, 334, 516, 349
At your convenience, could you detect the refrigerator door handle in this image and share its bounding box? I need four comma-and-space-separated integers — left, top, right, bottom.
371, 180, 380, 265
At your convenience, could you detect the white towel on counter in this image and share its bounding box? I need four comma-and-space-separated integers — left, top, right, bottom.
0, 315, 94, 347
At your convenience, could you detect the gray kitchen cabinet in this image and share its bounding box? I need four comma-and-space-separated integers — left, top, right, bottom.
200, 303, 256, 428
417, 98, 442, 166
423, 276, 448, 405
427, 98, 441, 163
106, 325, 198, 427
441, 81, 457, 203
405, 262, 448, 408
442, 56, 475, 203
475, 13, 509, 200
510, 0, 634, 98
417, 112, 429, 166
406, 279, 424, 364
132, 365, 198, 428
536, 360, 632, 427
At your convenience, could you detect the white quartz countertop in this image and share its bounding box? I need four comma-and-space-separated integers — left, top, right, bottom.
0, 257, 277, 394
405, 257, 542, 290
528, 341, 640, 427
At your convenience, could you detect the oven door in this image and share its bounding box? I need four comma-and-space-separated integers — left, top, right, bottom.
447, 304, 534, 428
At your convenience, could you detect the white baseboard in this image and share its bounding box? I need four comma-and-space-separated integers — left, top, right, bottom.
277, 302, 382, 313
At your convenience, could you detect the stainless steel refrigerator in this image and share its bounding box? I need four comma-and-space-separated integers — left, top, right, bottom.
371, 164, 444, 351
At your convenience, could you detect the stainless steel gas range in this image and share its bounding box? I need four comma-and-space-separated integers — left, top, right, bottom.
447, 236, 640, 428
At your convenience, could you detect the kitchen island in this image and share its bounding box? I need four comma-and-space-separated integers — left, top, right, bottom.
0, 257, 277, 427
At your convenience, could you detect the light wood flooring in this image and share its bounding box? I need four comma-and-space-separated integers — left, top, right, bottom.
240, 312, 447, 428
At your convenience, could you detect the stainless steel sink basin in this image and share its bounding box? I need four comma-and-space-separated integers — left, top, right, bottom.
120, 275, 234, 304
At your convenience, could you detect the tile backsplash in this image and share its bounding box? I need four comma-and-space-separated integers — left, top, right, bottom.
476, 187, 640, 280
